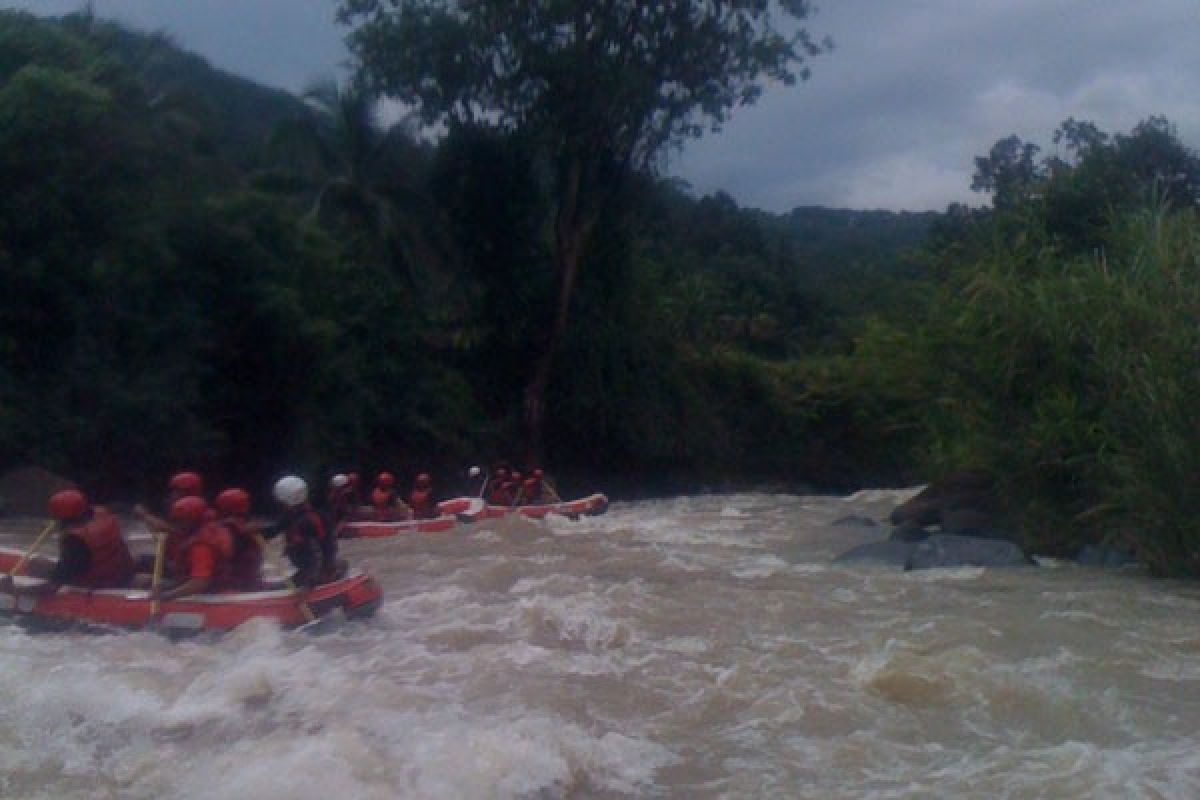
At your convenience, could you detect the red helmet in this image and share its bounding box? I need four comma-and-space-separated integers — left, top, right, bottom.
495, 468, 509, 479
532, 469, 544, 480
215, 488, 251, 516
415, 473, 432, 489
511, 471, 523, 483
170, 496, 209, 524
48, 489, 88, 521
168, 471, 204, 496
376, 471, 395, 489
347, 472, 360, 487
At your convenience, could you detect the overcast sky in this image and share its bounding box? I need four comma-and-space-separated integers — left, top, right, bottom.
4, 0, 1198, 212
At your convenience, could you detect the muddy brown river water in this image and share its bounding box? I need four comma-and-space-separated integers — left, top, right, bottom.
2, 490, 1199, 798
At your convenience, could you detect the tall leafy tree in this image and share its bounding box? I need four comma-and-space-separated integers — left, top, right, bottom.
337, 0, 829, 455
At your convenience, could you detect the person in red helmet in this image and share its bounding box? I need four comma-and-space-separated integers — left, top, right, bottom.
133, 471, 209, 567
486, 467, 512, 506
1, 490, 135, 596
408, 473, 438, 519
168, 471, 204, 497
152, 496, 234, 602
524, 468, 561, 505
214, 488, 263, 592
505, 471, 524, 505
370, 471, 410, 521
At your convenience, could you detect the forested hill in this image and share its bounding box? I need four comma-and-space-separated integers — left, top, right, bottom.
4, 10, 1195, 576
0, 10, 935, 497
0, 11, 311, 163
776, 206, 937, 259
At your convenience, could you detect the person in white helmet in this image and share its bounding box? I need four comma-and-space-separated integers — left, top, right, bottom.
326, 473, 358, 528
262, 475, 343, 586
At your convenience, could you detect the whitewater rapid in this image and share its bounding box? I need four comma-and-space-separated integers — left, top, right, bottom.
3, 491, 1199, 799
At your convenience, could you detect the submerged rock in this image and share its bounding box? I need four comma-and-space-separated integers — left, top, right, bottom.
0, 465, 76, 516
905, 534, 1031, 570
833, 540, 917, 567
887, 470, 1017, 544
1076, 545, 1139, 569
832, 514, 878, 528
889, 521, 931, 542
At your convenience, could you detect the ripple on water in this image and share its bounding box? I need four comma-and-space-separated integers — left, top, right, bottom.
4, 492, 1200, 798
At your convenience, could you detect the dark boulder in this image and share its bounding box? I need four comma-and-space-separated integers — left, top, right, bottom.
905, 534, 1031, 570
0, 466, 76, 516
889, 469, 1016, 543
833, 540, 917, 567
1076, 545, 1138, 569
889, 521, 931, 542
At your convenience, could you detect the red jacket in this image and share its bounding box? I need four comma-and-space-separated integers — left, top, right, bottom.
221, 517, 263, 591
409, 488, 437, 519
173, 522, 235, 590
62, 507, 135, 589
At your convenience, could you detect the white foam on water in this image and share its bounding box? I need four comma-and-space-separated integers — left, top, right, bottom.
905, 566, 987, 582
516, 591, 633, 654
841, 487, 924, 506
731, 554, 791, 580
7, 491, 1200, 798
350, 709, 676, 799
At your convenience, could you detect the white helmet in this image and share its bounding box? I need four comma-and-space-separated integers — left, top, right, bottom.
273, 475, 308, 507
331, 473, 349, 488
467, 466, 482, 479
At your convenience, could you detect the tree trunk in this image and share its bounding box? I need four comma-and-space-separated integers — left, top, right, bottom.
523, 156, 586, 461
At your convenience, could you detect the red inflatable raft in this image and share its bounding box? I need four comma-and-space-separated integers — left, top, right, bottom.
338, 514, 458, 538
0, 547, 383, 633
483, 493, 609, 520
336, 497, 486, 538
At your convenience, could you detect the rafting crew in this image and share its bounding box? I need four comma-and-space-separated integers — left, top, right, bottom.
327, 473, 358, 527
408, 472, 438, 519
486, 467, 513, 505
263, 475, 346, 586
151, 495, 236, 602
214, 488, 263, 592
133, 470, 210, 575
369, 471, 411, 521
481, 463, 562, 507
520, 469, 560, 506
1, 489, 136, 596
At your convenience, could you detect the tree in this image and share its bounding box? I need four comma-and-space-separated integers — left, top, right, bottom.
971, 134, 1043, 210
338, 0, 829, 456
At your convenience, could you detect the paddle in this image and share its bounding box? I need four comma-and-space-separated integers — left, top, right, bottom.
451, 466, 487, 522
148, 532, 166, 622
7, 520, 57, 579
468, 465, 487, 497
255, 533, 317, 624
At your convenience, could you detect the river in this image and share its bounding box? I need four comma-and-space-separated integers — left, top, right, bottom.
2, 490, 1199, 799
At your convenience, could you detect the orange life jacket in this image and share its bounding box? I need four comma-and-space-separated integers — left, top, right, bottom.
409, 488, 437, 519
221, 517, 263, 591
371, 487, 401, 520
173, 522, 235, 590
62, 507, 135, 589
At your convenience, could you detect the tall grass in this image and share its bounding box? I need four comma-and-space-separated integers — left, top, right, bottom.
843, 204, 1199, 573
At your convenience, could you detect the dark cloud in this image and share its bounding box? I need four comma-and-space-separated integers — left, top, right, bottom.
3, 0, 1198, 211
677, 1, 1200, 210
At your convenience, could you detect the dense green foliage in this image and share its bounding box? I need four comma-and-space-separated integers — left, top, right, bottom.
0, 12, 903, 501
830, 120, 1200, 574
0, 12, 1195, 577
338, 0, 829, 453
